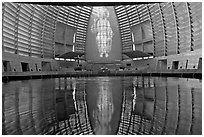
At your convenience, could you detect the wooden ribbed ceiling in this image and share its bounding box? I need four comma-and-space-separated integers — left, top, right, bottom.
2, 2, 202, 60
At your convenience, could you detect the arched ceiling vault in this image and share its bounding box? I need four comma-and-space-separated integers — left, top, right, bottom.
2, 2, 202, 60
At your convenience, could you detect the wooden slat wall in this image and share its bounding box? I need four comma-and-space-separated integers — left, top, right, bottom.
114, 6, 133, 60
2, 3, 92, 59
115, 2, 202, 59
2, 2, 202, 60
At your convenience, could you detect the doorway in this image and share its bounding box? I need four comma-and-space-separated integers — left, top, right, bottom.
198, 58, 202, 69
3, 61, 11, 72
172, 61, 179, 69
21, 62, 30, 72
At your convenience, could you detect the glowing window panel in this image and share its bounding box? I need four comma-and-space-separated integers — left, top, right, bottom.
91, 6, 113, 58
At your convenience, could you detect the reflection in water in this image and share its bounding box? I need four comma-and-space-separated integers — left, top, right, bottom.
53, 78, 93, 135
2, 76, 202, 135
93, 78, 114, 134
2, 78, 93, 135
117, 77, 202, 135
86, 77, 122, 135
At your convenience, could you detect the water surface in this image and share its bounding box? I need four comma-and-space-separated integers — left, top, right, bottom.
2, 76, 202, 135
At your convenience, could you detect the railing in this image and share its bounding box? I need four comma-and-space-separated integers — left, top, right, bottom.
2, 69, 202, 82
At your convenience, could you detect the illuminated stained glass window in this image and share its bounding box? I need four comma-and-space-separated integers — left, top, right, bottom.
91, 7, 113, 58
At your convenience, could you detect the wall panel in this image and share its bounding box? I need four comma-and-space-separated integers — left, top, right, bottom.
2, 2, 92, 60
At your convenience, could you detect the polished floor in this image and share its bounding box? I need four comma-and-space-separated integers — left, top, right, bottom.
2, 76, 202, 135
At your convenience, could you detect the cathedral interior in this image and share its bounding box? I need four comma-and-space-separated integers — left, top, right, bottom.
2, 2, 202, 135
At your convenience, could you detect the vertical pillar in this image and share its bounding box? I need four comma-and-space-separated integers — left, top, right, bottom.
172, 2, 180, 54
159, 3, 167, 56
186, 2, 194, 51
41, 5, 47, 58
14, 4, 21, 55
29, 5, 35, 57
